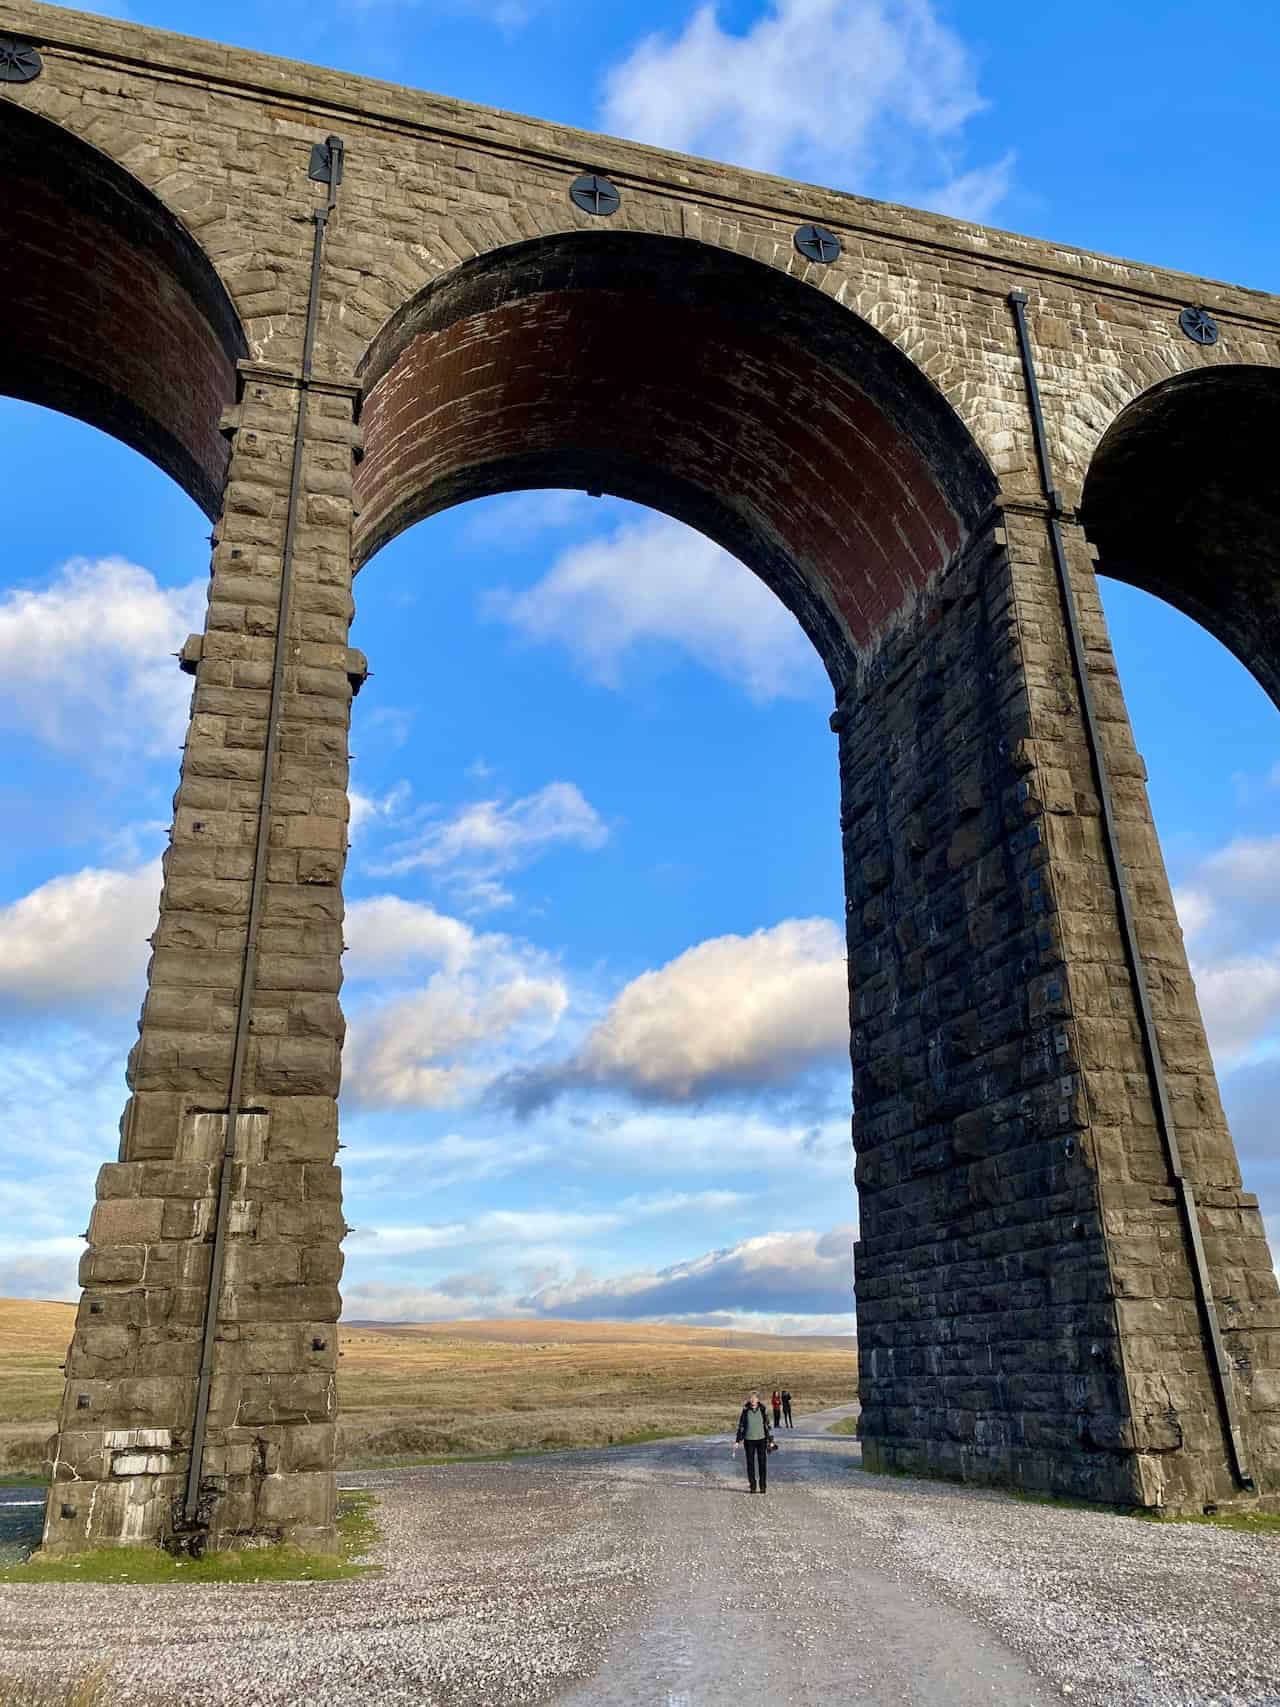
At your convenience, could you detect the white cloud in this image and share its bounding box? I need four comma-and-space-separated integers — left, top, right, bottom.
0, 558, 203, 763
341, 894, 570, 1109
0, 859, 161, 1013
487, 514, 821, 702
1193, 959, 1280, 1060
1173, 835, 1280, 1062
346, 895, 481, 978
343, 968, 568, 1109
506, 917, 849, 1106
1173, 885, 1215, 945
524, 1225, 857, 1320
1193, 836, 1280, 913
602, 0, 1012, 219
375, 781, 609, 911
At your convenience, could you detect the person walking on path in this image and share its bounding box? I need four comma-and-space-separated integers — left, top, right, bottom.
781, 1389, 794, 1428
735, 1391, 774, 1494
771, 1389, 782, 1428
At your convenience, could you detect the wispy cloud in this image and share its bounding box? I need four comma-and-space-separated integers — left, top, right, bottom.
347, 1207, 623, 1256
486, 513, 822, 702
373, 781, 610, 912
1174, 833, 1280, 1061
349, 782, 411, 839
341, 1132, 552, 1192
567, 1105, 853, 1180
602, 0, 1013, 220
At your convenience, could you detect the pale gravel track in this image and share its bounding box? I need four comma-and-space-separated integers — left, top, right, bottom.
0, 1406, 1277, 1706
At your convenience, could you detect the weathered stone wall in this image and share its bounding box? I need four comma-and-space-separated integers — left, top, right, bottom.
4, 0, 1280, 522
0, 0, 1276, 1549
844, 506, 1280, 1508
45, 368, 359, 1551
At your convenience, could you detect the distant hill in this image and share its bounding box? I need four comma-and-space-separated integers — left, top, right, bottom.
344, 1317, 857, 1354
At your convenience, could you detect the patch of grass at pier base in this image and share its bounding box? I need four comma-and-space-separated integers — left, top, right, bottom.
1133, 1506, 1280, 1537
0, 1491, 380, 1586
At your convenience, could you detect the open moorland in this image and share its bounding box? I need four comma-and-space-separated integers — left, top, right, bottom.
0, 1298, 858, 1476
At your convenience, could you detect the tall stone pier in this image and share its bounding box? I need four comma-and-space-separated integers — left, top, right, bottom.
0, 0, 1276, 1550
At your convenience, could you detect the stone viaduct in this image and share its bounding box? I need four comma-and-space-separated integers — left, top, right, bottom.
1, 0, 1277, 1554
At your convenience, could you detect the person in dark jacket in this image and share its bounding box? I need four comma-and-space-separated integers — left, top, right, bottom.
734, 1390, 774, 1493
781, 1388, 794, 1428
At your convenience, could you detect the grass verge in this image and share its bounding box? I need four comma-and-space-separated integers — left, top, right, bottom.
825, 1415, 862, 1437
1132, 1506, 1280, 1536
0, 1491, 381, 1586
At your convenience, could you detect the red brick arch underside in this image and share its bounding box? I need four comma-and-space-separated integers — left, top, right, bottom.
353, 233, 997, 683
0, 100, 246, 518
1081, 365, 1280, 713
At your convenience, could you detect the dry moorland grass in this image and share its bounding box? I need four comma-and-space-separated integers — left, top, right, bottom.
0, 1299, 859, 1475
0, 1300, 69, 1476
0, 1666, 115, 1707
337, 1316, 859, 1462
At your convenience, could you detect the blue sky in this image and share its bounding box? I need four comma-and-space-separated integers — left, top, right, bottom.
1, 0, 1277, 1332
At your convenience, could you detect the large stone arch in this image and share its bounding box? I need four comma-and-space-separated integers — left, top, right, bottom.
3, 0, 1271, 1558
1080, 365, 1280, 710
351, 230, 1000, 681
0, 99, 247, 516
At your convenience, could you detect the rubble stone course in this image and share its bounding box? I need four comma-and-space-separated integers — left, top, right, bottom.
0, 0, 1276, 1551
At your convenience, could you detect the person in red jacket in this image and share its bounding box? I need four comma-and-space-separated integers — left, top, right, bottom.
771, 1389, 782, 1428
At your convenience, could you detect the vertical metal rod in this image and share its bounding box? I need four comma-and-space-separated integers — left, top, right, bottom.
184, 138, 345, 1527
1007, 288, 1252, 1490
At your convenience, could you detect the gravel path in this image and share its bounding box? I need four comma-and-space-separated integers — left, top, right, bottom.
1, 1408, 1278, 1705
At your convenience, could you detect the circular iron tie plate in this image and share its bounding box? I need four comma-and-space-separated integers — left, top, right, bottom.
570, 173, 621, 217
0, 37, 42, 81
794, 222, 841, 264
1178, 305, 1219, 346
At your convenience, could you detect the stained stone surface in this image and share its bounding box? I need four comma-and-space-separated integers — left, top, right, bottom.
0, 0, 1277, 1552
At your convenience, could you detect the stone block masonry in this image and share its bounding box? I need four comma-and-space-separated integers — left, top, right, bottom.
0, 0, 1276, 1550
843, 509, 1280, 1508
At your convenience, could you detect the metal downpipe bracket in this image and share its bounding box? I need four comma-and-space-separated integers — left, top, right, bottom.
182, 138, 346, 1532
1007, 288, 1252, 1491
